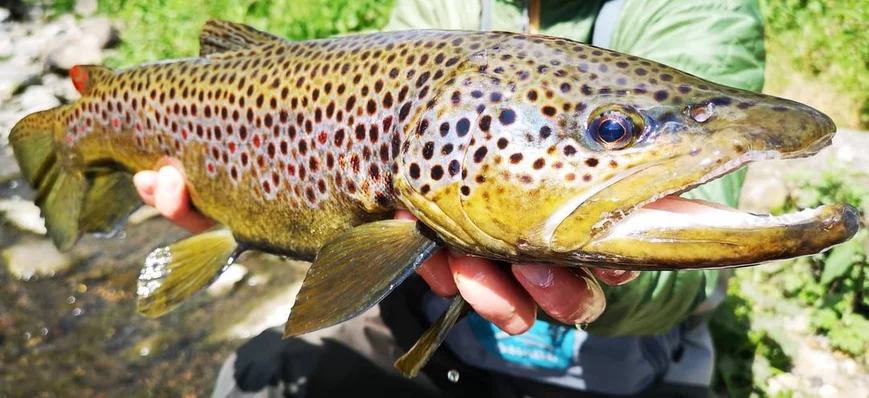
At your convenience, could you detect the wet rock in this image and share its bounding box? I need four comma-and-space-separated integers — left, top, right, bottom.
74, 0, 98, 17
79, 17, 120, 49
0, 27, 12, 57
0, 198, 46, 235
767, 373, 798, 396
46, 38, 103, 72
2, 239, 74, 280
0, 65, 41, 104
19, 85, 60, 113
1, 0, 30, 20
212, 281, 301, 341
41, 73, 80, 103
45, 17, 119, 72
207, 264, 249, 297
127, 206, 162, 225
0, 153, 21, 183
127, 331, 181, 361
818, 384, 839, 398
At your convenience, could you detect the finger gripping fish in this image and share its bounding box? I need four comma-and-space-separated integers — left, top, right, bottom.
9, 20, 859, 377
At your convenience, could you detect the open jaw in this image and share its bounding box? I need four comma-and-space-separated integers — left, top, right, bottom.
575, 149, 861, 270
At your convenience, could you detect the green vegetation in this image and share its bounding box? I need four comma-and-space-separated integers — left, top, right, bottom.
712, 168, 869, 397
778, 169, 869, 355
36, 0, 396, 67
760, 0, 869, 129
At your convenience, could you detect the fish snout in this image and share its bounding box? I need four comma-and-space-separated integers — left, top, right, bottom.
709, 95, 837, 159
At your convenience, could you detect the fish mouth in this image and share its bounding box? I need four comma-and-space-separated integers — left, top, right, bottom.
554, 143, 861, 270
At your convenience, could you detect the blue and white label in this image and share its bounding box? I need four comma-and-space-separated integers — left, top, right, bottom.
468, 313, 577, 370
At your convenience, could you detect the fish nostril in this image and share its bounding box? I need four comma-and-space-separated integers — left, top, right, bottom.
684, 104, 714, 123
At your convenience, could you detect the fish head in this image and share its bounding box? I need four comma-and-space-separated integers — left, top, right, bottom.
396, 35, 858, 269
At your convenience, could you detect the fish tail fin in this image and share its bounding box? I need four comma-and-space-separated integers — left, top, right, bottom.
10, 96, 140, 250
9, 105, 87, 250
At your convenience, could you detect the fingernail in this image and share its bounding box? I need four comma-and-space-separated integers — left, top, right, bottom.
514, 265, 554, 288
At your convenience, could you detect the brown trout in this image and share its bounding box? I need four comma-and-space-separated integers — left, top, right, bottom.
9, 20, 859, 376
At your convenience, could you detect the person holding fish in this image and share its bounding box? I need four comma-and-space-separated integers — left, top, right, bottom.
11, 0, 852, 396
127, 0, 774, 396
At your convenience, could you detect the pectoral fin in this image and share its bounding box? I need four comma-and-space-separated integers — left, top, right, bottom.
394, 295, 471, 378
79, 171, 142, 236
283, 220, 440, 338
137, 227, 242, 317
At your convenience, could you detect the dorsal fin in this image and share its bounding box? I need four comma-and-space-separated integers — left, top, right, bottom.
199, 19, 286, 56
69, 65, 111, 95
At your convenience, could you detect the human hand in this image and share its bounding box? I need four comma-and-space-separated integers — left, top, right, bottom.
132, 166, 641, 335
133, 166, 215, 234
395, 209, 639, 335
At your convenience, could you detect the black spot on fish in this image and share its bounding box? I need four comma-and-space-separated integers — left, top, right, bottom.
422, 141, 435, 159
473, 146, 488, 163
456, 118, 470, 136
499, 109, 516, 125
479, 115, 492, 131
710, 97, 732, 106
430, 165, 444, 180
448, 159, 460, 176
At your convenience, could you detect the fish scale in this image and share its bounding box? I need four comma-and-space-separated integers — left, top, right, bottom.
9, 20, 858, 378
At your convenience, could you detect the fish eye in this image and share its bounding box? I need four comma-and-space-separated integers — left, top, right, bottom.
598, 119, 629, 143
588, 107, 643, 150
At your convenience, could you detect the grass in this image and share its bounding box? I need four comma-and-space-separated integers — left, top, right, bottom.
760, 0, 869, 129
35, 0, 395, 67
711, 167, 869, 397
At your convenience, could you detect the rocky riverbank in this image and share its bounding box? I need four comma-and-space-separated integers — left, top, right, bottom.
1, 5, 867, 397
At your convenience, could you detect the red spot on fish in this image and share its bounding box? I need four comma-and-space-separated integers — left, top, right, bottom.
252, 134, 261, 148
70, 65, 88, 94
318, 132, 327, 144
207, 163, 215, 173
228, 142, 237, 154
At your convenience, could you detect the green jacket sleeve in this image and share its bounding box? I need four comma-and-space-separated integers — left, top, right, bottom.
382, 0, 482, 31
587, 0, 766, 336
